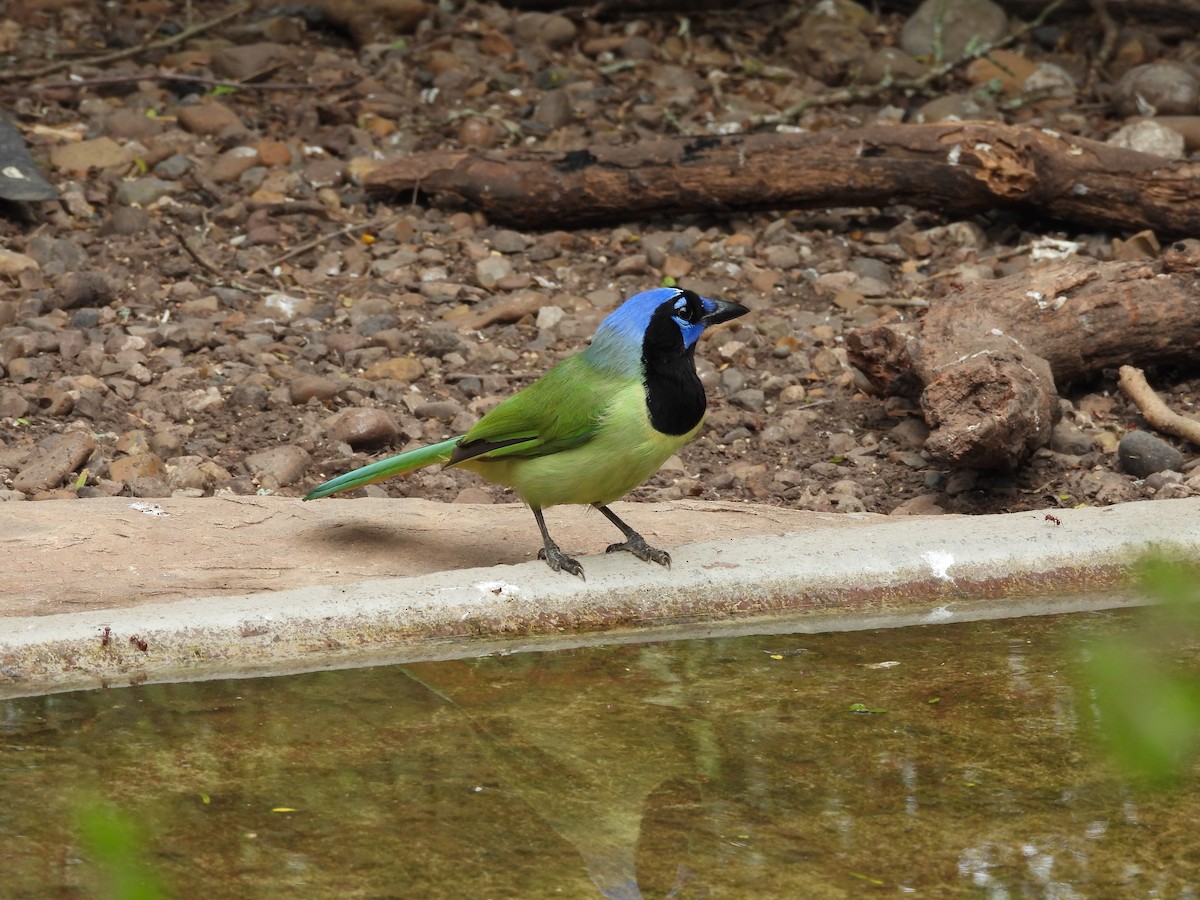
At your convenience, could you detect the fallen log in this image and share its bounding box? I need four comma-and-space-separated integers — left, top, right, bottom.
846, 240, 1200, 471
364, 123, 1200, 236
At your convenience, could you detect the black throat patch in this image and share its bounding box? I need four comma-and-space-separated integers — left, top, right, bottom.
641, 304, 707, 436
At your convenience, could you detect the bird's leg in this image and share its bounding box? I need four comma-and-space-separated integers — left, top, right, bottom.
532, 507, 585, 580
594, 504, 671, 569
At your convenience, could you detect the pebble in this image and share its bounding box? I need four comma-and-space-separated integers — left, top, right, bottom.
127, 476, 172, 498
329, 408, 401, 449
1113, 62, 1200, 116
49, 137, 131, 175
101, 206, 151, 236
363, 357, 425, 382
0, 248, 38, 276
889, 494, 946, 515
1049, 420, 1094, 456
1106, 119, 1186, 159
211, 42, 291, 81
12, 431, 96, 493
244, 445, 311, 488
53, 271, 115, 310
889, 416, 929, 450
1118, 430, 1183, 477
414, 400, 460, 421
108, 453, 168, 483
476, 255, 512, 289
730, 388, 765, 412
901, 0, 1008, 59
115, 177, 178, 207
289, 374, 344, 405
208, 147, 260, 183
176, 100, 246, 136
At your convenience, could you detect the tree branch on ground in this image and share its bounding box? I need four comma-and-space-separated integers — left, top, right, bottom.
846, 240, 1200, 471
364, 122, 1200, 236
1118, 366, 1200, 448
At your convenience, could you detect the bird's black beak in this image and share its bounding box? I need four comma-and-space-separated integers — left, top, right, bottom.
702, 298, 750, 326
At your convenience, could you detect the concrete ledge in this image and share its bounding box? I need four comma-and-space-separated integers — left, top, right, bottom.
3, 496, 1196, 698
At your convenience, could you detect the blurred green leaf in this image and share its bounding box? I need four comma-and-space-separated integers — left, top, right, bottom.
1084, 555, 1200, 785
75, 799, 165, 900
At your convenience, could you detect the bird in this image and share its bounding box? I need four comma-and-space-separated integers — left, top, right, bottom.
304, 286, 749, 579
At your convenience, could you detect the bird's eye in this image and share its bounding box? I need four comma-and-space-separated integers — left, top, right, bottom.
673, 290, 703, 323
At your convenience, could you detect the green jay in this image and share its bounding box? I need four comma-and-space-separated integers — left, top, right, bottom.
305, 287, 749, 578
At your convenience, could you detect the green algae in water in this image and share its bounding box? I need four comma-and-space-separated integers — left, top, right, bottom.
2, 610, 1199, 898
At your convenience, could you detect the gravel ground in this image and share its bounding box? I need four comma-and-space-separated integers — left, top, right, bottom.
2, 0, 1199, 519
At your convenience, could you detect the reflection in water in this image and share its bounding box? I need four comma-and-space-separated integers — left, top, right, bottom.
2, 611, 1199, 897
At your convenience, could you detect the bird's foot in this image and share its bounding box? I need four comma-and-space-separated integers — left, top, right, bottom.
606, 534, 671, 569
538, 545, 586, 580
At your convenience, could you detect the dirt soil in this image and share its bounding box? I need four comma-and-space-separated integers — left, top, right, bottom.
1, 0, 1198, 525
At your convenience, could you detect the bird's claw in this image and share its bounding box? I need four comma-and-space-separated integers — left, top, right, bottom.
605, 535, 671, 569
538, 546, 586, 580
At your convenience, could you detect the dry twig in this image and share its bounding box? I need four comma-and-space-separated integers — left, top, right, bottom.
1118, 365, 1200, 447
35, 72, 356, 93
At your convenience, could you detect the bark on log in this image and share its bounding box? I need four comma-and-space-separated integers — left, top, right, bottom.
365, 123, 1200, 236
846, 240, 1200, 472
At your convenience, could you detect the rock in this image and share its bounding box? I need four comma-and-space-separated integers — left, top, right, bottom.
536, 306, 565, 331
207, 147, 260, 183
944, 469, 979, 495
12, 431, 96, 493
114, 177, 179, 206
1118, 430, 1183, 478
48, 137, 132, 175
256, 292, 316, 322
1114, 62, 1200, 117
490, 229, 531, 254
1106, 119, 1186, 159
964, 49, 1038, 92
328, 408, 400, 449
244, 445, 311, 487
861, 47, 926, 83
514, 12, 577, 49
1049, 421, 1093, 456
915, 92, 1000, 123
229, 382, 269, 410
102, 107, 164, 140
363, 357, 425, 382
1156, 115, 1200, 152
176, 100, 244, 136
475, 255, 512, 289
1024, 62, 1076, 98
25, 235, 88, 272
453, 486, 494, 504
211, 42, 292, 81
889, 494, 947, 515
730, 388, 765, 412
533, 89, 573, 129
889, 416, 930, 450
127, 476, 172, 498
413, 400, 460, 421
289, 374, 344, 405
786, 0, 873, 84
901, 0, 1008, 60
52, 271, 116, 310
0, 248, 38, 276
1080, 468, 1139, 504
0, 388, 30, 418
101, 207, 151, 235
108, 452, 168, 483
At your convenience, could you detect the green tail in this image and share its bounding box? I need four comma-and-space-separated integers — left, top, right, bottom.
303, 436, 460, 500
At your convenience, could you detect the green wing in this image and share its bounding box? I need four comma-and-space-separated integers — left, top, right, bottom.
448, 355, 628, 466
